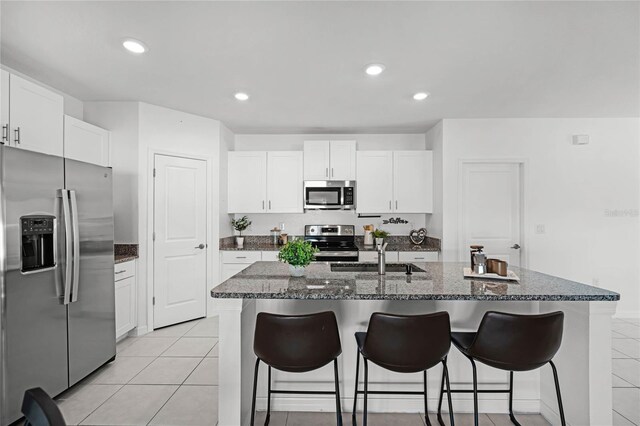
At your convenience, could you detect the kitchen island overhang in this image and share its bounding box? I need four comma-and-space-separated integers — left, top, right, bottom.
211, 262, 619, 426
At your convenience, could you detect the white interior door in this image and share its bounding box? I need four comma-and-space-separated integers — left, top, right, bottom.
154, 154, 207, 328
460, 162, 522, 266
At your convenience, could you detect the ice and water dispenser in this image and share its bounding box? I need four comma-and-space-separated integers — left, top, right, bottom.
20, 215, 56, 273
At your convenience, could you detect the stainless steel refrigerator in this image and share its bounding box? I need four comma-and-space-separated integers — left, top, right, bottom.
0, 146, 115, 425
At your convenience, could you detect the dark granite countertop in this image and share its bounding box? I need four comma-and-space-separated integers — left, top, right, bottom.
115, 255, 138, 264
219, 236, 441, 252
114, 244, 139, 264
210, 261, 619, 301
355, 242, 439, 252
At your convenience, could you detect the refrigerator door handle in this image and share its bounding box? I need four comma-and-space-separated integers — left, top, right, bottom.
70, 190, 80, 303
58, 189, 72, 305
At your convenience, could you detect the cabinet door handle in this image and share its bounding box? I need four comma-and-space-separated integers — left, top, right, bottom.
326, 167, 328, 177
14, 127, 20, 144
262, 200, 265, 210
389, 201, 392, 210
2, 125, 7, 143
268, 200, 271, 210
395, 200, 398, 210
115, 270, 126, 275
331, 168, 334, 177
236, 256, 247, 259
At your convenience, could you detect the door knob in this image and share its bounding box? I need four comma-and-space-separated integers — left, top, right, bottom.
195, 243, 205, 249
511, 244, 521, 250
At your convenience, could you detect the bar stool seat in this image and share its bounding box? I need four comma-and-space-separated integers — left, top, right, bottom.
250, 311, 343, 426
440, 311, 567, 426
352, 312, 455, 426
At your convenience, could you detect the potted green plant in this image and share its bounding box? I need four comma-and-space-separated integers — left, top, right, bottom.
277, 239, 318, 277
372, 229, 389, 246
231, 216, 251, 248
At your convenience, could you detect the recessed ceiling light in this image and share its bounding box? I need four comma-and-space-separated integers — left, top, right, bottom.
122, 38, 147, 54
413, 92, 430, 101
234, 92, 249, 101
365, 64, 385, 76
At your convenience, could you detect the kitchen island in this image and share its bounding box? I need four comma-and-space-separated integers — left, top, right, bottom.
211, 261, 619, 426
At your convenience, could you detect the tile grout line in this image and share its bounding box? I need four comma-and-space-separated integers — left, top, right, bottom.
614, 409, 639, 426
73, 384, 124, 426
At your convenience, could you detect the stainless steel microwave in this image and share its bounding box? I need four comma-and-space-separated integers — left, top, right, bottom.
304, 181, 356, 210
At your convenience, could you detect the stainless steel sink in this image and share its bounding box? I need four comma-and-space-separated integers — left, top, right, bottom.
330, 263, 425, 273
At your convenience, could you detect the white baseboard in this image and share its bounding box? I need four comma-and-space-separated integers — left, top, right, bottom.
255, 395, 540, 414
132, 325, 149, 336
614, 311, 640, 320
540, 399, 562, 426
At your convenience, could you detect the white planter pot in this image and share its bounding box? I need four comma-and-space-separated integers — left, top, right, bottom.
236, 236, 244, 248
289, 265, 306, 277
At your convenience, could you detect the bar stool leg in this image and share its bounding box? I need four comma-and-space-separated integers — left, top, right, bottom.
443, 359, 455, 426
250, 358, 260, 426
424, 370, 432, 426
334, 359, 343, 426
363, 358, 369, 426
549, 361, 567, 426
265, 366, 272, 425
437, 362, 446, 425
352, 350, 360, 425
469, 357, 479, 426
508, 371, 521, 426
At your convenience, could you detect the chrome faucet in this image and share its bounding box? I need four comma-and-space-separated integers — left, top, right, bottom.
377, 242, 388, 275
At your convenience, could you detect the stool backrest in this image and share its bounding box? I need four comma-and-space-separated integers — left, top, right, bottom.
469, 311, 564, 371
21, 387, 66, 426
253, 311, 342, 373
362, 312, 451, 373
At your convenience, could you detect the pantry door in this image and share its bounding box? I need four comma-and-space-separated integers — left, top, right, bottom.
459, 162, 522, 267
153, 154, 207, 328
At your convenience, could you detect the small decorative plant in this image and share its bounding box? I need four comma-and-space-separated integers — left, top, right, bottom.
372, 229, 389, 239
278, 240, 318, 276
231, 216, 251, 248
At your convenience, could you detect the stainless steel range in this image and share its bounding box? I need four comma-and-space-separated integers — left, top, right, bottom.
304, 225, 359, 262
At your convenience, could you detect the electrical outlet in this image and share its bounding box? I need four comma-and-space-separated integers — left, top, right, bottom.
535, 224, 546, 234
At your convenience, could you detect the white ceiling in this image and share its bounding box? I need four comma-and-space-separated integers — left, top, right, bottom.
1, 1, 638, 134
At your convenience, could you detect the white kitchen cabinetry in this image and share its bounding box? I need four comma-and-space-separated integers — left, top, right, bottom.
228, 151, 303, 214
261, 251, 279, 262
357, 150, 433, 214
394, 151, 433, 213
398, 251, 439, 262
267, 151, 303, 213
356, 151, 394, 213
303, 140, 356, 181
359, 251, 399, 262
228, 152, 268, 213
7, 73, 64, 156
64, 115, 110, 167
1, 70, 8, 143
220, 251, 262, 282
115, 260, 137, 339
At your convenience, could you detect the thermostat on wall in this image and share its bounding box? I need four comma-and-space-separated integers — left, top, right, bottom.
572, 134, 590, 145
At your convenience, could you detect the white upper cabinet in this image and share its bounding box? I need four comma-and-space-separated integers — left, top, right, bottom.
356, 151, 393, 213
1, 70, 8, 144
228, 151, 268, 213
267, 151, 303, 213
303, 140, 356, 181
303, 140, 331, 180
393, 151, 433, 213
8, 74, 63, 156
357, 150, 433, 214
63, 115, 110, 167
328, 140, 356, 180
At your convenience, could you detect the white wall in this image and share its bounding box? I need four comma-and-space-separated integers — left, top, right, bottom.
219, 124, 235, 239
440, 118, 640, 317
137, 103, 222, 331
234, 133, 426, 151
83, 102, 140, 243
425, 122, 444, 240
232, 133, 429, 235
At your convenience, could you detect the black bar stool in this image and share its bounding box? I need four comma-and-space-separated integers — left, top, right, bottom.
438, 311, 566, 426
22, 387, 67, 426
352, 312, 455, 426
250, 311, 343, 426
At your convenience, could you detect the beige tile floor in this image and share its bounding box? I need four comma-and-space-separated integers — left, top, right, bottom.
51, 316, 640, 425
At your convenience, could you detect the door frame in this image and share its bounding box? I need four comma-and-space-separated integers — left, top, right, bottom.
146, 149, 212, 332
457, 158, 528, 268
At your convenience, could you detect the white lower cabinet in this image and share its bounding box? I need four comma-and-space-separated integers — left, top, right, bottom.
115, 260, 137, 339
359, 251, 399, 262
261, 251, 279, 262
398, 251, 439, 262
220, 251, 262, 282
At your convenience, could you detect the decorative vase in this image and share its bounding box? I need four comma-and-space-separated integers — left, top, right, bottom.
289, 265, 306, 277
375, 237, 385, 246
236, 236, 244, 248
